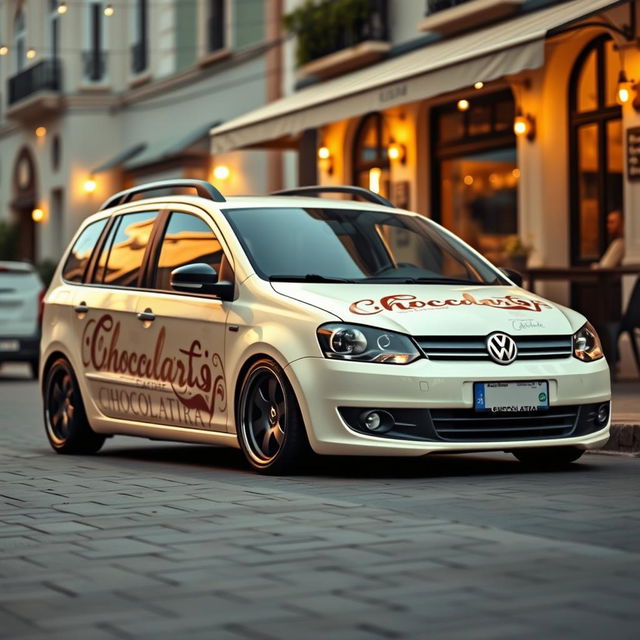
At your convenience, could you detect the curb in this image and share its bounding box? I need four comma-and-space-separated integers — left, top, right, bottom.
594, 422, 640, 457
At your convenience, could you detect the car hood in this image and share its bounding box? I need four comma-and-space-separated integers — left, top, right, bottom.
270, 283, 585, 336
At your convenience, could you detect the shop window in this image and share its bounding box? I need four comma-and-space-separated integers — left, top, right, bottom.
432, 90, 517, 266
352, 113, 390, 198
569, 35, 622, 265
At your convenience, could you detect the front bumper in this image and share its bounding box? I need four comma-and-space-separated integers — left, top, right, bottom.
285, 356, 611, 456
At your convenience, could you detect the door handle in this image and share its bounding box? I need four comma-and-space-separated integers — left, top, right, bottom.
137, 309, 155, 322
74, 302, 89, 314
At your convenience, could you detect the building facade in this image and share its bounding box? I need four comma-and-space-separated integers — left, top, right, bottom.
212, 0, 640, 374
0, 0, 286, 264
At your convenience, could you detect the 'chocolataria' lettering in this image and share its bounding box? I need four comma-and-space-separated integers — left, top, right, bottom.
349, 293, 552, 315
81, 314, 226, 424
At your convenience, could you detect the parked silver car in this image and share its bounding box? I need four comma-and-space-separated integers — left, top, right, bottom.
0, 261, 43, 378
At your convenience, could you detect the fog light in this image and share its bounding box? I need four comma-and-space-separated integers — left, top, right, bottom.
596, 403, 609, 426
360, 410, 395, 434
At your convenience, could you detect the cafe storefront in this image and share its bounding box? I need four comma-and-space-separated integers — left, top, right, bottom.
211, 0, 640, 372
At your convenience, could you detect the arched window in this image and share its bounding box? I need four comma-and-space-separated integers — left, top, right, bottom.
569, 35, 623, 265
352, 113, 390, 198
14, 8, 26, 72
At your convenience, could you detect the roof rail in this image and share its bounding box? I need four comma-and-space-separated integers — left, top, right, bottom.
99, 179, 226, 211
272, 185, 393, 208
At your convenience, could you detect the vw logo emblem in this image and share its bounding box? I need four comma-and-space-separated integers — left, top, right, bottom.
486, 332, 518, 365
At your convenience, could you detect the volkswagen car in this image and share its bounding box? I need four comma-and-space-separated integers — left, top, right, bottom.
40, 180, 610, 473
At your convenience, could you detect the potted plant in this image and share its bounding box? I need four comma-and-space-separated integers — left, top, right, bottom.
503, 235, 533, 271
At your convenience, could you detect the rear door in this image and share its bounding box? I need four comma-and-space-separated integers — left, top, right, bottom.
132, 205, 231, 433
76, 208, 160, 421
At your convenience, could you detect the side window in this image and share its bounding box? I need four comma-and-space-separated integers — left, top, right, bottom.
62, 218, 108, 283
95, 211, 158, 287
153, 212, 225, 291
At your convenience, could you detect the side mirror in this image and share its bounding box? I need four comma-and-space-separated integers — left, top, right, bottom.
170, 263, 234, 300
500, 268, 524, 288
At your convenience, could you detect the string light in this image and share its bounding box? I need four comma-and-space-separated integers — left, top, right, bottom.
0, 45, 8, 56
35, 126, 47, 137
31, 208, 45, 222
474, 81, 484, 90
26, 48, 36, 59
104, 4, 115, 17
457, 99, 469, 111
57, 1, 68, 14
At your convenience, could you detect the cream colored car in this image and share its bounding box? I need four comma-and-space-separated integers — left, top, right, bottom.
41, 180, 610, 473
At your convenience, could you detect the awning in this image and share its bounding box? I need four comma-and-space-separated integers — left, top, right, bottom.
210, 0, 620, 153
124, 121, 221, 171
92, 144, 146, 174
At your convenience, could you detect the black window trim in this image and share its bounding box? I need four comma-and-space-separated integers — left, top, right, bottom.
141, 206, 235, 300
61, 215, 111, 285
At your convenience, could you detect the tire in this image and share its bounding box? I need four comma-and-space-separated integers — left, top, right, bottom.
512, 446, 585, 467
43, 358, 105, 454
237, 358, 311, 474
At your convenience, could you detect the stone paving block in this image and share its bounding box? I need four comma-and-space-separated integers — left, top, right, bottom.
78, 538, 165, 559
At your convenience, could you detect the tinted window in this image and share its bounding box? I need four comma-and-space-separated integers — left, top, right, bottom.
223, 207, 504, 284
100, 211, 158, 287
62, 218, 108, 283
153, 212, 223, 291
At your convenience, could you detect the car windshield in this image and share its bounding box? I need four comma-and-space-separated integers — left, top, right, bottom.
222, 207, 507, 285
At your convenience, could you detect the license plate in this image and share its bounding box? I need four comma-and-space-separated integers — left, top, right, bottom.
474, 381, 549, 412
0, 339, 20, 352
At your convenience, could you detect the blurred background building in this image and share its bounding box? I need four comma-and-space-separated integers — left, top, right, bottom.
0, 0, 638, 371
0, 0, 289, 264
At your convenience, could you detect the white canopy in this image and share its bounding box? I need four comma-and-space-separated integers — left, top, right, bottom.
210, 0, 619, 153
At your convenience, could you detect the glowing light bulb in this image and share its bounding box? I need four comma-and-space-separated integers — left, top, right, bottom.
213, 165, 230, 180
32, 208, 45, 222
457, 99, 470, 111
84, 178, 97, 193
104, 4, 114, 17
57, 2, 68, 15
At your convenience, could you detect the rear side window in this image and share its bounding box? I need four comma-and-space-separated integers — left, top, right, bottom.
62, 218, 108, 283
153, 212, 223, 291
95, 211, 158, 287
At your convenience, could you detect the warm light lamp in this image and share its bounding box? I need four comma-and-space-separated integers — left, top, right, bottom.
513, 111, 535, 141
457, 99, 470, 112
31, 208, 45, 223
317, 146, 333, 174
387, 140, 406, 164
35, 126, 47, 138
57, 1, 68, 14
104, 4, 114, 16
369, 168, 382, 194
617, 70, 632, 104
0, 45, 8, 56
213, 165, 230, 180
84, 177, 97, 193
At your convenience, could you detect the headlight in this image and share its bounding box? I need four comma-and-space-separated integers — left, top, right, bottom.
572, 322, 604, 362
317, 323, 421, 364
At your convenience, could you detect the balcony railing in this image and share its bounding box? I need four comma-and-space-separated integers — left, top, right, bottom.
286, 0, 388, 68
8, 59, 61, 106
131, 41, 148, 75
427, 0, 471, 13
82, 51, 107, 82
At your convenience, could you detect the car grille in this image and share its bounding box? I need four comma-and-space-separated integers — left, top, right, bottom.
415, 335, 572, 361
430, 407, 579, 442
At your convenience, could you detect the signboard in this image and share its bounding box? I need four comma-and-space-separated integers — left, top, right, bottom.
627, 127, 640, 181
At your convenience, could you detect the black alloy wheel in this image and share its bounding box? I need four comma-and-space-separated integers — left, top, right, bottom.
237, 358, 310, 474
43, 358, 105, 454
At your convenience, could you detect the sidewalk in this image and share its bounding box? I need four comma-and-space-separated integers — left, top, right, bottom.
604, 380, 640, 456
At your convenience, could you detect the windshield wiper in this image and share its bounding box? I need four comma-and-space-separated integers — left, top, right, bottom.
360, 276, 490, 285
269, 274, 355, 283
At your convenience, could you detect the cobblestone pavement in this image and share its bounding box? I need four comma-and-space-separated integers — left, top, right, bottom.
1, 364, 639, 639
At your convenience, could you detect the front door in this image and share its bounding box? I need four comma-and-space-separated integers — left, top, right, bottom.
133, 206, 230, 433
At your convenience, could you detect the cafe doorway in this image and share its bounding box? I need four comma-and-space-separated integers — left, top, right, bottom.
432, 90, 518, 267
569, 35, 623, 313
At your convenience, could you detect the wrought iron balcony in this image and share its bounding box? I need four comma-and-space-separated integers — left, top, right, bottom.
286, 0, 388, 68
82, 51, 107, 82
131, 41, 148, 74
8, 59, 61, 106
